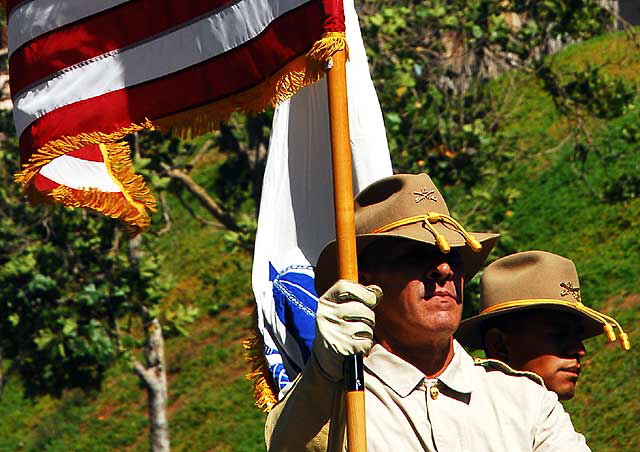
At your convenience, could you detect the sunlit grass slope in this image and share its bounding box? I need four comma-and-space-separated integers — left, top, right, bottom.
0, 177, 265, 451
452, 29, 640, 452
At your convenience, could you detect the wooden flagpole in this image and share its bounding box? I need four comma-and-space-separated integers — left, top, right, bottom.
326, 48, 367, 452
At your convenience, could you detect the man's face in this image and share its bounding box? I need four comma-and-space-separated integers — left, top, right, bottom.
360, 241, 465, 349
503, 311, 587, 400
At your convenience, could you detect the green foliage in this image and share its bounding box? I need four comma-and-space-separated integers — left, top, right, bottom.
603, 173, 640, 202
359, 1, 634, 288
162, 304, 200, 337
132, 130, 209, 179
133, 121, 263, 248
536, 63, 637, 119
0, 111, 171, 397
361, 0, 611, 190
443, 31, 640, 452
0, 202, 262, 451
169, 378, 265, 452
0, 212, 168, 396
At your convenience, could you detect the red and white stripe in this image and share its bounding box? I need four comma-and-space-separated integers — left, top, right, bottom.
8, 0, 337, 194
8, 0, 130, 57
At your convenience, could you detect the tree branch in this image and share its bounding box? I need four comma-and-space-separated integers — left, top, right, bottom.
0, 347, 4, 398
132, 357, 155, 390
163, 165, 240, 232
157, 191, 172, 235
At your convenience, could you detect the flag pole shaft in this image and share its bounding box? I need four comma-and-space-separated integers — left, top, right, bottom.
327, 48, 367, 452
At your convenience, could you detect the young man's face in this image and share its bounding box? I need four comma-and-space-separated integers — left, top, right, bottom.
499, 310, 587, 400
360, 241, 465, 350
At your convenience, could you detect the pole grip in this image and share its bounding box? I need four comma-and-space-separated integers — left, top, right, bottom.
344, 353, 365, 391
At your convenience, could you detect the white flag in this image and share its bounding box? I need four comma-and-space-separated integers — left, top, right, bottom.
252, 0, 393, 399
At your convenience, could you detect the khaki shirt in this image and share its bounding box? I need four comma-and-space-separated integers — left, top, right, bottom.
266, 340, 590, 452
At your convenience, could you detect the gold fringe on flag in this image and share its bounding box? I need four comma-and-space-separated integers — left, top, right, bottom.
243, 309, 279, 412
14, 32, 346, 233
15, 120, 157, 234
157, 32, 347, 138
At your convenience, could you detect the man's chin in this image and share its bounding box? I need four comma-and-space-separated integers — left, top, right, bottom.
557, 391, 575, 401
553, 381, 577, 401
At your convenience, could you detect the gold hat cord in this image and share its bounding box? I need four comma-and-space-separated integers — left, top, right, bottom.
372, 212, 483, 254
481, 299, 630, 351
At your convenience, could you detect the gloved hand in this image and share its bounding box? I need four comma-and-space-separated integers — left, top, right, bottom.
311, 279, 382, 381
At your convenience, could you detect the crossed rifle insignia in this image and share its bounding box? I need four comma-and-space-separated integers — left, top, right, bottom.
560, 281, 582, 303
414, 187, 438, 203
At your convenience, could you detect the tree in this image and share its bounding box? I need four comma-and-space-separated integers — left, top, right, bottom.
0, 106, 200, 451
132, 111, 272, 251
360, 0, 612, 181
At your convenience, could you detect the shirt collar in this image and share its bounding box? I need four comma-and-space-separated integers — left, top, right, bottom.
437, 340, 474, 395
364, 340, 474, 398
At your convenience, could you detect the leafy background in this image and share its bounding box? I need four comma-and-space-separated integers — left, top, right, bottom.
0, 1, 638, 451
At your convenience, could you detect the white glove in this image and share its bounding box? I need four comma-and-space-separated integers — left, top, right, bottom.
312, 279, 382, 381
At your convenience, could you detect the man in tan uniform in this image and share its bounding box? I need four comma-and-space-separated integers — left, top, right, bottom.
456, 250, 630, 400
265, 173, 590, 451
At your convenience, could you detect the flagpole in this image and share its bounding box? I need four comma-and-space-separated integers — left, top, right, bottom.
326, 48, 367, 452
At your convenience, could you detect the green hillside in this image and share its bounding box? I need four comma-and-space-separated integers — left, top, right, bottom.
0, 30, 638, 452
479, 31, 640, 450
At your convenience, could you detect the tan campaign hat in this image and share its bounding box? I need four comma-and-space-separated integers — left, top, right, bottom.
314, 173, 499, 294
455, 250, 630, 351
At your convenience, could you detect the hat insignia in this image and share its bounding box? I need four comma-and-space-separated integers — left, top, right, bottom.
414, 187, 437, 203
560, 282, 581, 303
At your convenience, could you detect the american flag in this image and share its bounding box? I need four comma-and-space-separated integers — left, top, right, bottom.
7, 0, 346, 232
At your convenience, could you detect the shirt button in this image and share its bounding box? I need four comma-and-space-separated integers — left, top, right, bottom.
429, 385, 439, 400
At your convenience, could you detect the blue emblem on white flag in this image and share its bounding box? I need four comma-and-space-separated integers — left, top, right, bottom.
265, 344, 291, 391
270, 263, 318, 368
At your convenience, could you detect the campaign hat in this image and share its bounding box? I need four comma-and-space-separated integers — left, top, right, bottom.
455, 250, 626, 349
314, 173, 499, 294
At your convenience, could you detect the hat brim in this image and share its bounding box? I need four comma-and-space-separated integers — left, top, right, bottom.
314, 224, 499, 295
455, 302, 605, 350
